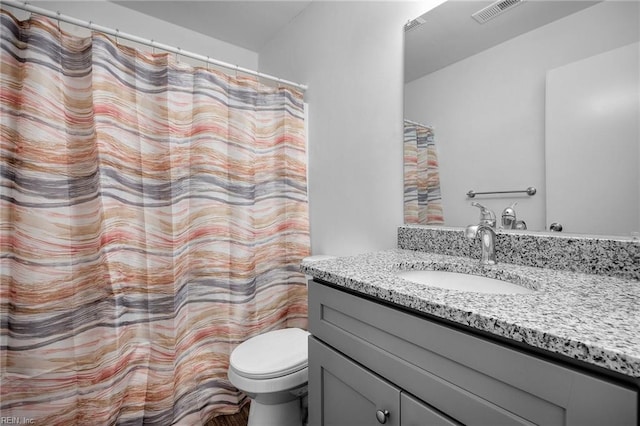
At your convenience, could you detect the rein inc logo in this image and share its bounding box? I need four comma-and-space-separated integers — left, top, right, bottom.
0, 418, 35, 425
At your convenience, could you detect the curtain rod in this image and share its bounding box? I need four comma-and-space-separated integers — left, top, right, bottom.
404, 118, 434, 129
3, 0, 308, 91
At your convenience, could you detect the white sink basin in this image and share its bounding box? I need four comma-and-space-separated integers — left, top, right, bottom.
396, 270, 535, 294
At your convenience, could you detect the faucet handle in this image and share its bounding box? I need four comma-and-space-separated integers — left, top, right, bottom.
471, 202, 496, 228
502, 201, 518, 215
501, 202, 518, 229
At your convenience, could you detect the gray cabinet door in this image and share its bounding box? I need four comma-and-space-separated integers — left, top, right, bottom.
309, 336, 400, 426
400, 392, 462, 426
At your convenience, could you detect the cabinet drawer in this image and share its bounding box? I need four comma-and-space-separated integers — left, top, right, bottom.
308, 280, 638, 425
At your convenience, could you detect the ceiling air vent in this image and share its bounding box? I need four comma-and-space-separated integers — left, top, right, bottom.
472, 0, 526, 24
404, 16, 426, 32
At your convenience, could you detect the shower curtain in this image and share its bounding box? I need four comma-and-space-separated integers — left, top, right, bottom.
403, 120, 444, 224
0, 11, 310, 425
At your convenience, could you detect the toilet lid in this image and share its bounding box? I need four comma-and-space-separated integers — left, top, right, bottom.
230, 328, 310, 380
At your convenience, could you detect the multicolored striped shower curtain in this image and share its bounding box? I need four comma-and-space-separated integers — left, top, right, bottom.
0, 11, 309, 424
403, 120, 444, 225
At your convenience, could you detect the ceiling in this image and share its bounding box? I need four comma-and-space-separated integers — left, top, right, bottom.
405, 0, 601, 82
111, 0, 600, 78
113, 0, 313, 52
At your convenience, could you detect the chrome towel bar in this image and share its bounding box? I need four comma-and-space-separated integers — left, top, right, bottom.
466, 186, 536, 198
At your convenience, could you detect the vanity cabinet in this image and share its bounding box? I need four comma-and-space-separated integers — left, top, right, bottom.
309, 336, 459, 426
307, 280, 638, 426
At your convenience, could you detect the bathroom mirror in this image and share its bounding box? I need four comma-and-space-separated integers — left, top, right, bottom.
404, 0, 639, 237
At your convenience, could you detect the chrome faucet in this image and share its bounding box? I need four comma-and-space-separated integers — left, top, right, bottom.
471, 202, 496, 228
465, 223, 497, 265
501, 202, 527, 230
501, 202, 518, 229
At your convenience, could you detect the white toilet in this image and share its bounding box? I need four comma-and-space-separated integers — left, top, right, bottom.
227, 255, 333, 426
228, 327, 310, 426
227, 255, 334, 426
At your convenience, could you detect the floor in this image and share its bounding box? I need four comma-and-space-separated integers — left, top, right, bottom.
205, 403, 250, 426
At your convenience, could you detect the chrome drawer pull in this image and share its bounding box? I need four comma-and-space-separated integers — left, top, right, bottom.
376, 409, 390, 424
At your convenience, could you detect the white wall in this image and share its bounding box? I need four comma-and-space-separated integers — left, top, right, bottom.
259, 1, 442, 256
5, 1, 258, 70
404, 1, 639, 232
546, 42, 639, 236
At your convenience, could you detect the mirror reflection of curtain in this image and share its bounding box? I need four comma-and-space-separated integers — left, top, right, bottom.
403, 120, 444, 225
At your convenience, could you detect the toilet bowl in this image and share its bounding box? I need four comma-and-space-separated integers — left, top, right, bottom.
228, 327, 310, 426
227, 255, 335, 426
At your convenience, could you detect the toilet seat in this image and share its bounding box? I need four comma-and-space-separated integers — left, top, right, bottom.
230, 328, 310, 380
228, 328, 310, 396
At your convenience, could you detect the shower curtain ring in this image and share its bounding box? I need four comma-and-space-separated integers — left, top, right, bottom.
206, 56, 210, 70
176, 47, 181, 63
56, 11, 61, 31
151, 40, 155, 54
115, 29, 120, 45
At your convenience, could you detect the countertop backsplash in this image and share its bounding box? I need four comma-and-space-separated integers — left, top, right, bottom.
398, 225, 640, 281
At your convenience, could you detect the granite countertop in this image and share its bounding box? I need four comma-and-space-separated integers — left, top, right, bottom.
301, 248, 640, 378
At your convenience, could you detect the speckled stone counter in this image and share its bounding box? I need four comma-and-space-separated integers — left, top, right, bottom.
301, 249, 640, 378
398, 225, 640, 280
